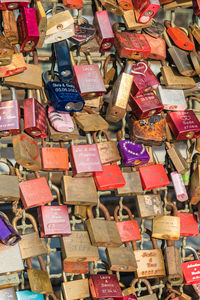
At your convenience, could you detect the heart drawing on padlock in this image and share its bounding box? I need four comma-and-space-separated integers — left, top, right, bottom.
123, 141, 145, 156
20, 135, 39, 161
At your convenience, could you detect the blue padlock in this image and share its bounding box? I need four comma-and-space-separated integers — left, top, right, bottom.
43, 71, 85, 112
16, 290, 44, 299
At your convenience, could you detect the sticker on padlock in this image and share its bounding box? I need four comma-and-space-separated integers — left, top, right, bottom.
133, 0, 160, 24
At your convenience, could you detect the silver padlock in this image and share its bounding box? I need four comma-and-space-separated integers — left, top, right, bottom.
156, 86, 187, 111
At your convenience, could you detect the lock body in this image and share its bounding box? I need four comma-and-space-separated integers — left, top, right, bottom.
0, 0, 29, 9
165, 246, 183, 284
0, 175, 20, 202
38, 206, 71, 238
134, 0, 160, 24
0, 212, 21, 246
143, 34, 166, 60
62, 278, 90, 300
0, 100, 20, 137
0, 288, 17, 300
152, 216, 180, 240
27, 269, 53, 294
0, 243, 24, 275
156, 86, 187, 111
0, 53, 26, 78
139, 164, 170, 190
45, 81, 85, 112
63, 261, 89, 274
17, 8, 39, 52
35, 1, 47, 48
117, 171, 143, 196
166, 110, 200, 140
40, 147, 69, 171
167, 146, 188, 174
73, 64, 106, 99
16, 290, 44, 299
62, 0, 83, 9
171, 172, 188, 202
178, 213, 199, 237
136, 194, 163, 218
2, 11, 18, 45
129, 92, 163, 119
93, 10, 114, 52
24, 97, 47, 139
118, 140, 150, 167
107, 247, 137, 272
116, 219, 141, 243
182, 258, 200, 285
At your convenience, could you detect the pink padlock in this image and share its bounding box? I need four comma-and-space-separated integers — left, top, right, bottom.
171, 172, 188, 202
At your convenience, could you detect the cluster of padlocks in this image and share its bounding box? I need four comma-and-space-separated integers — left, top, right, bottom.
1, 0, 200, 299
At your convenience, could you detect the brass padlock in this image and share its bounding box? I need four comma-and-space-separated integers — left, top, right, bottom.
123, 10, 153, 30
62, 273, 90, 300
2, 10, 18, 45
165, 239, 183, 285
131, 279, 158, 299
0, 158, 20, 202
100, 0, 124, 15
117, 170, 143, 196
0, 32, 14, 66
74, 109, 109, 132
152, 202, 180, 240
136, 193, 164, 219
190, 23, 200, 45
85, 203, 122, 247
35, 1, 47, 48
166, 142, 189, 174
12, 213, 47, 259
190, 153, 200, 205
60, 230, 99, 262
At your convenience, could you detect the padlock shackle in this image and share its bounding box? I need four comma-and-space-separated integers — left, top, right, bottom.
93, 130, 111, 144
112, 22, 126, 34
86, 203, 111, 220
167, 201, 178, 217
184, 246, 200, 260
0, 158, 15, 176
42, 70, 61, 85
12, 213, 39, 233
164, 20, 171, 30
144, 228, 158, 249
114, 205, 133, 222
131, 278, 153, 295
103, 54, 116, 80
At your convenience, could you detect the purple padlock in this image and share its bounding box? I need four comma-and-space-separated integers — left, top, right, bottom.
118, 140, 150, 167
0, 212, 21, 246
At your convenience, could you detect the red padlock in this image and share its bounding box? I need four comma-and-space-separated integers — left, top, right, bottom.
93, 164, 125, 190
38, 205, 71, 238
69, 144, 103, 177
24, 96, 47, 139
17, 7, 39, 52
129, 92, 164, 119
114, 205, 141, 243
133, 0, 160, 24
178, 212, 199, 237
0, 0, 29, 10
130, 61, 160, 96
166, 110, 200, 140
62, 0, 83, 9
182, 246, 200, 285
89, 274, 123, 299
139, 164, 170, 190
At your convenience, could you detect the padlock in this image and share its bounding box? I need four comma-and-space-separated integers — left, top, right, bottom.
93, 164, 126, 190
2, 10, 18, 45
0, 49, 26, 78
26, 255, 53, 294
114, 205, 141, 243
0, 273, 19, 289
182, 246, 200, 285
106, 61, 134, 123
74, 108, 109, 132
129, 114, 167, 146
178, 212, 199, 237
161, 65, 196, 89
163, 30, 195, 77
69, 143, 102, 177
85, 203, 122, 247
171, 171, 188, 201
117, 170, 143, 196
18, 168, 54, 209
38, 204, 71, 238
63, 261, 89, 274
0, 287, 17, 300
74, 205, 87, 219
132, 230, 166, 279
152, 202, 180, 240
16, 290, 45, 299
113, 23, 151, 59
106, 243, 137, 272
156, 85, 187, 111
190, 154, 200, 205
0, 32, 14, 66
47, 117, 79, 141
164, 20, 194, 51
35, 1, 47, 48
48, 105, 74, 133
13, 133, 42, 171
72, 52, 106, 99
17, 7, 39, 52
139, 163, 170, 190
53, 39, 73, 82
62, 0, 83, 9
117, 0, 133, 10
69, 18, 96, 47
0, 158, 20, 202
0, 86, 20, 137
188, 28, 200, 77
12, 213, 47, 259
166, 110, 200, 140
89, 274, 123, 299
43, 70, 84, 112
123, 9, 153, 31
189, 23, 200, 44
192, 0, 200, 17
93, 130, 120, 165
133, 0, 160, 24
131, 279, 157, 299
62, 273, 90, 300
143, 21, 164, 38
93, 0, 114, 52
45, 7, 74, 44
24, 90, 47, 139
100, 0, 124, 15
130, 61, 160, 96
166, 142, 189, 174
163, 1, 193, 10
40, 141, 69, 171
129, 92, 163, 119
60, 230, 99, 262
136, 193, 164, 219
142, 34, 166, 60
62, 175, 98, 206
118, 138, 150, 167
0, 211, 20, 246
0, 0, 29, 9
165, 239, 183, 284
0, 242, 24, 275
